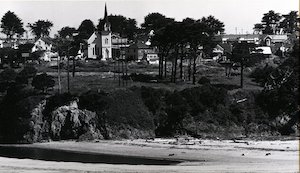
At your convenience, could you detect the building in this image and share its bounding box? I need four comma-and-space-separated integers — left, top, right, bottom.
31, 37, 53, 52
262, 34, 288, 46
126, 40, 158, 62
220, 34, 261, 44
0, 37, 35, 49
87, 4, 112, 60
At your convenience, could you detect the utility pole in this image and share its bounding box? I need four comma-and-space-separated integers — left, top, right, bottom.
192, 53, 196, 85
122, 59, 125, 86
67, 50, 70, 93
72, 56, 75, 77
240, 59, 244, 88
118, 59, 121, 87
57, 55, 61, 94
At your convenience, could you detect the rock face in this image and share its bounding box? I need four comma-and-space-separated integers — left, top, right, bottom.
19, 98, 103, 143
50, 99, 103, 141
23, 99, 47, 143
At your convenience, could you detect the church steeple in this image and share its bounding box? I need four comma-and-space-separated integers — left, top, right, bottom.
103, 3, 111, 31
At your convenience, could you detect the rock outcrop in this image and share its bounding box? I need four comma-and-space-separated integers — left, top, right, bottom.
50, 99, 103, 141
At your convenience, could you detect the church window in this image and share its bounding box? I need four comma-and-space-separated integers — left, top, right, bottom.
105, 38, 109, 44
93, 47, 95, 55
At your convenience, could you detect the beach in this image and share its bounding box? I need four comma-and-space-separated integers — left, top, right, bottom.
0, 138, 298, 173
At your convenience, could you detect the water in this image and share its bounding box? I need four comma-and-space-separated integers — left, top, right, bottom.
0, 145, 181, 165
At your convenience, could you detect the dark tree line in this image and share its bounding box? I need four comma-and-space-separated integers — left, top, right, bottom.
150, 14, 225, 84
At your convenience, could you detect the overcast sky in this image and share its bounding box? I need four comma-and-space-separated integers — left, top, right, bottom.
0, 0, 298, 38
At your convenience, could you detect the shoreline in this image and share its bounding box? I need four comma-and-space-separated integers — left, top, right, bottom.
0, 138, 298, 173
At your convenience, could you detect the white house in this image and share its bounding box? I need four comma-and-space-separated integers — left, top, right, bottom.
31, 37, 53, 52
262, 35, 288, 47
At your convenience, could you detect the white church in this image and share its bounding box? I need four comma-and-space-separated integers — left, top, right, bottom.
87, 4, 112, 60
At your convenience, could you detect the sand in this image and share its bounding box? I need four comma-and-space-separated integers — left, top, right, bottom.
0, 138, 299, 173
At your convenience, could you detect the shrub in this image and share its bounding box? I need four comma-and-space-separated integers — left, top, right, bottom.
43, 93, 76, 119
32, 73, 55, 93
198, 77, 211, 84
106, 89, 154, 131
16, 66, 38, 85
0, 68, 17, 92
250, 65, 275, 86
129, 73, 158, 83
181, 84, 228, 116
19, 66, 37, 78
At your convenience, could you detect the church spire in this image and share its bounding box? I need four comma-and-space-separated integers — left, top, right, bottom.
103, 3, 111, 31
104, 3, 108, 22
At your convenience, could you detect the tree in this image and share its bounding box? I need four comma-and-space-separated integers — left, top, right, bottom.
58, 26, 77, 38
32, 73, 55, 93
253, 23, 264, 34
231, 43, 263, 88
0, 11, 25, 39
280, 11, 298, 34
152, 15, 224, 83
141, 13, 174, 32
97, 15, 137, 40
261, 10, 282, 34
28, 20, 53, 38
200, 15, 225, 35
0, 47, 18, 65
77, 19, 95, 39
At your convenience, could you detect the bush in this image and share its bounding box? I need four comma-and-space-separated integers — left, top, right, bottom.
198, 77, 211, 84
0, 68, 17, 92
250, 65, 275, 86
106, 89, 154, 131
16, 66, 38, 85
32, 73, 55, 93
0, 84, 43, 143
129, 73, 158, 83
181, 84, 228, 116
43, 93, 76, 119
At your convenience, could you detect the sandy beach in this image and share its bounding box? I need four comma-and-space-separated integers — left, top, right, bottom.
0, 138, 299, 173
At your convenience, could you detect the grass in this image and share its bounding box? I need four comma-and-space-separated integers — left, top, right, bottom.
34, 60, 263, 95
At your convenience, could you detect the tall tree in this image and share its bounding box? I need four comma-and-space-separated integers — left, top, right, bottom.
261, 10, 282, 34
141, 13, 174, 32
77, 19, 95, 39
0, 11, 25, 39
231, 43, 263, 88
280, 11, 298, 34
28, 20, 53, 38
253, 23, 264, 34
58, 26, 77, 38
98, 15, 137, 40
200, 15, 225, 35
152, 24, 173, 79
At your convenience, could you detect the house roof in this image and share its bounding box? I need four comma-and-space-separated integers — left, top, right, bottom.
222, 34, 260, 41
219, 43, 233, 54
263, 35, 288, 42
38, 37, 53, 44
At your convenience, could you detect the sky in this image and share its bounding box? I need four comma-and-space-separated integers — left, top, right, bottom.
0, 0, 298, 38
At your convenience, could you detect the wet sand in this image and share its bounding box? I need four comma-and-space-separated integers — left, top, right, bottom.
0, 138, 298, 173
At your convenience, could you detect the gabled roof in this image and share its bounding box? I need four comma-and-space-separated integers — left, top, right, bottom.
36, 37, 53, 44
263, 34, 288, 42
219, 43, 233, 54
